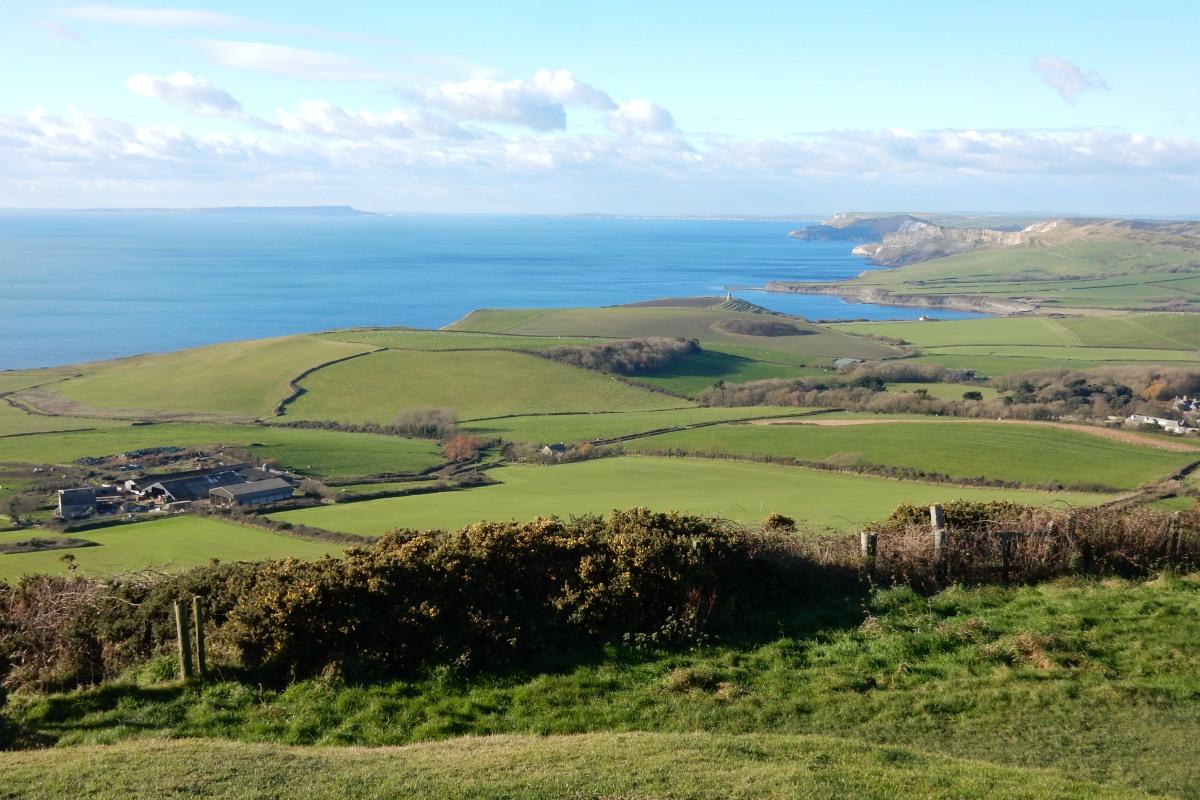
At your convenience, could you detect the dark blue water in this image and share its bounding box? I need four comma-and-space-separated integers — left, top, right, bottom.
0, 211, 985, 370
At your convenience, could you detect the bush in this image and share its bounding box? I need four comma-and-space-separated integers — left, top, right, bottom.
714, 319, 811, 337
541, 338, 699, 375
391, 407, 459, 439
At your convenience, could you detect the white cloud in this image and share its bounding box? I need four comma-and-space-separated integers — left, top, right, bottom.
61, 5, 242, 28
127, 72, 245, 117
192, 40, 393, 81
275, 101, 469, 140
1031, 57, 1109, 104
418, 69, 616, 130
609, 99, 675, 134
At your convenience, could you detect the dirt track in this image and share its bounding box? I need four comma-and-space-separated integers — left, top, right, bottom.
748, 416, 1200, 453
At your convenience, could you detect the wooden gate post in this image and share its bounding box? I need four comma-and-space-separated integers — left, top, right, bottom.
173, 600, 194, 681
930, 504, 947, 558
192, 596, 208, 680
859, 531, 877, 576
1000, 532, 1014, 584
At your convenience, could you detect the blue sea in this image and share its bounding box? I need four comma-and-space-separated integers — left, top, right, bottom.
0, 211, 985, 370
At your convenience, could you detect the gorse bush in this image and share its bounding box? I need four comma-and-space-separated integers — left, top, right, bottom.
223, 509, 791, 680
1, 503, 1198, 694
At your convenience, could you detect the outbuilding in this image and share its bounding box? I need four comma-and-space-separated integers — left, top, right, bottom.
209, 478, 295, 508
56, 488, 97, 520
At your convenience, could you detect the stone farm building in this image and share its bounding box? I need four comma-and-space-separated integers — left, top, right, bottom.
209, 477, 295, 508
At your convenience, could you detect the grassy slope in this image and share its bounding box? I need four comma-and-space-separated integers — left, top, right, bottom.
462, 406, 818, 443
837, 314, 1200, 376
0, 734, 1148, 800
0, 516, 341, 581
842, 235, 1200, 311
10, 576, 1197, 798
284, 349, 686, 424
41, 336, 375, 420
270, 457, 1110, 535
318, 329, 604, 350
887, 382, 1000, 401
628, 421, 1191, 490
631, 350, 822, 396
451, 306, 902, 361
0, 404, 127, 437
0, 424, 442, 478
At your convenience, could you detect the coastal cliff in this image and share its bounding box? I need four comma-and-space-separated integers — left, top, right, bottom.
851, 219, 1032, 266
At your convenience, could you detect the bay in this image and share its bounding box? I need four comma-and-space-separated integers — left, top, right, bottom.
0, 211, 984, 370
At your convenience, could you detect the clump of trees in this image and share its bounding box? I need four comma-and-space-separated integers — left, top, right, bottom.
542, 337, 699, 375
392, 407, 459, 439
442, 434, 484, 462
505, 441, 623, 464
714, 319, 811, 337
700, 365, 1200, 423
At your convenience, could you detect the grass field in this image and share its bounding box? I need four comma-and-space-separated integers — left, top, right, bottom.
452, 306, 903, 362
32, 336, 376, 420
887, 382, 1000, 400
319, 328, 605, 350
0, 516, 341, 581
630, 349, 820, 396
0, 403, 127, 437
629, 420, 1191, 490
839, 235, 1200, 312
270, 456, 1111, 535
0, 733, 1148, 800
283, 349, 685, 424
8, 575, 1197, 798
462, 406, 817, 443
0, 423, 442, 478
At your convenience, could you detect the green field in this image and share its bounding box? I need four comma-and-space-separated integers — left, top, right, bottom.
629, 420, 1190, 490
0, 403, 127, 437
28, 336, 375, 421
270, 456, 1111, 535
887, 382, 1000, 400
462, 406, 815, 443
629, 349, 821, 396
283, 349, 685, 423
452, 305, 903, 361
0, 424, 442, 478
0, 516, 341, 581
839, 235, 1200, 312
0, 733, 1147, 800
319, 328, 605, 350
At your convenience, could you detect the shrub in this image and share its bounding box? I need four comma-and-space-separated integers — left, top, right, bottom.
391, 407, 459, 439
714, 319, 811, 337
541, 338, 699, 375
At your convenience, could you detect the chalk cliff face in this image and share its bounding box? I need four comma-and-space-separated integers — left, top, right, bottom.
851, 219, 1030, 266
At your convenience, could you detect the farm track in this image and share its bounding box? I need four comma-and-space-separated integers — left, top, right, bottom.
747, 416, 1200, 453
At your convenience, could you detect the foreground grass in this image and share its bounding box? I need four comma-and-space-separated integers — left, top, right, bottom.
0, 516, 341, 581
270, 456, 1110, 535
0, 733, 1152, 800
11, 576, 1198, 797
629, 420, 1193, 490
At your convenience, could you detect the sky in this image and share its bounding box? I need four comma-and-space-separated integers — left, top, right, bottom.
1, 1, 1199, 215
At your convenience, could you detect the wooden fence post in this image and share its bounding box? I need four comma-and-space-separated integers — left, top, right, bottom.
192, 596, 207, 680
930, 503, 947, 549
859, 531, 877, 575
1000, 531, 1014, 584
173, 600, 194, 681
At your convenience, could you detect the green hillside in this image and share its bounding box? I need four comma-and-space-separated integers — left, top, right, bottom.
629, 420, 1191, 490
17, 336, 377, 421
283, 349, 686, 423
451, 305, 903, 362
270, 456, 1111, 535
0, 516, 341, 582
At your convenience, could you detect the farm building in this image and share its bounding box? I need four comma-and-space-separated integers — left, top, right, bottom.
56, 488, 97, 520
540, 443, 568, 458
1126, 414, 1192, 435
209, 477, 295, 508
137, 471, 248, 504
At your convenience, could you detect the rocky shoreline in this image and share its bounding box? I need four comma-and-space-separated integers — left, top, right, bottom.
763, 281, 1039, 315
